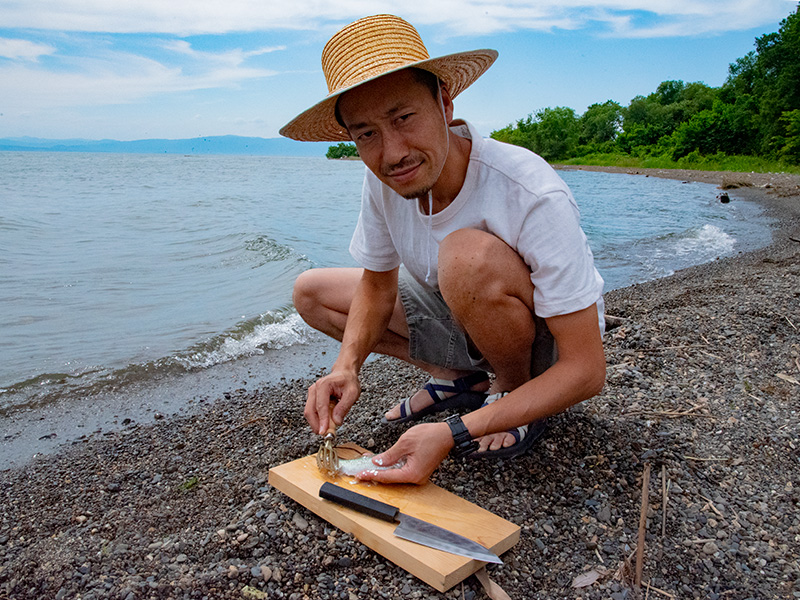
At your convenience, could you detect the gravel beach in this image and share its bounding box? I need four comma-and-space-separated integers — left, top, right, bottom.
2, 167, 799, 600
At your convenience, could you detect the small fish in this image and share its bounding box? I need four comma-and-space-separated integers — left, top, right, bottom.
336, 454, 405, 477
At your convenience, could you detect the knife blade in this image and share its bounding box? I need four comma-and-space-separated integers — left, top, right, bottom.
318, 482, 502, 564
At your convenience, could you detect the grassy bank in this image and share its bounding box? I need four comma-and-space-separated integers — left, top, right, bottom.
558, 152, 800, 175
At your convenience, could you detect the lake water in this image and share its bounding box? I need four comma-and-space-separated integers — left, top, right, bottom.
0, 152, 774, 420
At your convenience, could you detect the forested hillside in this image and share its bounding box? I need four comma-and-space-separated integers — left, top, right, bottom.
491, 4, 800, 169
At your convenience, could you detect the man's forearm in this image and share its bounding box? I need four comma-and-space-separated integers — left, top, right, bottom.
333, 268, 399, 374
462, 304, 606, 439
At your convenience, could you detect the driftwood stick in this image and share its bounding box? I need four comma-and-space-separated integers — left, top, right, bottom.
661, 465, 668, 538
635, 463, 651, 588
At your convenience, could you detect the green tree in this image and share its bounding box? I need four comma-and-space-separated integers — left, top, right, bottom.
491, 114, 540, 152
326, 142, 359, 159
778, 109, 800, 162
619, 81, 716, 155
579, 100, 623, 145
724, 4, 800, 159
491, 107, 579, 160
533, 107, 580, 160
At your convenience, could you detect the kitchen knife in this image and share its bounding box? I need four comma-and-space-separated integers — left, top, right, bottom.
318, 482, 502, 563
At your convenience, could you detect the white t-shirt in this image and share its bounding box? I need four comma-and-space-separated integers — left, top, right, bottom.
349, 120, 605, 328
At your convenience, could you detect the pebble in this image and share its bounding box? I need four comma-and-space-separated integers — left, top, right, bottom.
292, 512, 308, 530
703, 541, 719, 555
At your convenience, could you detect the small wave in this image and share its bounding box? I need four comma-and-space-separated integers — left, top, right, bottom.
0, 309, 315, 416
597, 223, 738, 290
672, 224, 735, 257
244, 235, 295, 263
624, 223, 736, 260
173, 311, 314, 370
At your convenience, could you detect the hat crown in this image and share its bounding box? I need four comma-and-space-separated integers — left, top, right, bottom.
322, 14, 431, 96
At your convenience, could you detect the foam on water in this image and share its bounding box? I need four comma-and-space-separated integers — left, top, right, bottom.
175, 312, 314, 369
674, 224, 736, 256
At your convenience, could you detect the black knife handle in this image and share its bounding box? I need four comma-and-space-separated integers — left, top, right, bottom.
319, 482, 399, 522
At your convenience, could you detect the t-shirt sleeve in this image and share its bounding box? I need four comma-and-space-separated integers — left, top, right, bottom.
516, 188, 604, 319
349, 173, 402, 272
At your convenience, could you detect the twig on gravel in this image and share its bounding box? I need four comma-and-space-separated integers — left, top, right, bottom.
615, 550, 636, 587
744, 390, 766, 403
635, 344, 704, 353
229, 416, 268, 432
595, 547, 605, 563
635, 463, 651, 588
699, 494, 726, 520
788, 235, 800, 243
645, 581, 677, 599
661, 466, 668, 539
626, 404, 713, 419
785, 315, 798, 331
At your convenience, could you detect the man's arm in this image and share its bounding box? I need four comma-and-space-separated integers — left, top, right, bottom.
360, 303, 605, 484
305, 267, 400, 435
462, 303, 606, 439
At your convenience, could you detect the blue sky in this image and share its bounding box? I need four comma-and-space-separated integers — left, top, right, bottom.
1, 1, 797, 141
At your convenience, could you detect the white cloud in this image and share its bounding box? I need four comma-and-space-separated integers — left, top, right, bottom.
0, 43, 278, 110
163, 40, 285, 66
0, 37, 56, 60
0, 0, 795, 37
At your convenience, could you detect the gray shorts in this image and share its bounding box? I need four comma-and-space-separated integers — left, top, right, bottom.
397, 269, 556, 377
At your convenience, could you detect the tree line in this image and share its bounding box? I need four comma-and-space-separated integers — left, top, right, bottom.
326, 142, 359, 159
490, 4, 800, 167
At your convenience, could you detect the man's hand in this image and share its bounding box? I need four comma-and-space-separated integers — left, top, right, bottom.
356, 422, 454, 485
304, 370, 361, 435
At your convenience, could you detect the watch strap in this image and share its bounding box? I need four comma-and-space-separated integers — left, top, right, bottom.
445, 414, 478, 458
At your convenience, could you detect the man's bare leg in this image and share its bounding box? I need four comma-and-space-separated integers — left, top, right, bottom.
438, 229, 540, 450
292, 268, 487, 420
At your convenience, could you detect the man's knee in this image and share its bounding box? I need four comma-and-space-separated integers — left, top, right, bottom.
439, 229, 495, 280
439, 229, 535, 322
439, 229, 526, 290
292, 269, 322, 319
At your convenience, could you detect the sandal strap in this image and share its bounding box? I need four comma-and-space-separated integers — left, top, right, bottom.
425, 372, 490, 403
397, 397, 413, 420
509, 423, 529, 442
481, 393, 529, 440
481, 391, 509, 407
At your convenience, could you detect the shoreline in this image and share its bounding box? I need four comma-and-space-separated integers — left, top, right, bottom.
2, 168, 799, 599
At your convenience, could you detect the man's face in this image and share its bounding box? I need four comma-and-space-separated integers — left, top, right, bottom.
337, 69, 452, 200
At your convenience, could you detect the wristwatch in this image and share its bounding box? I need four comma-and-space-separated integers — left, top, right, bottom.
445, 414, 479, 458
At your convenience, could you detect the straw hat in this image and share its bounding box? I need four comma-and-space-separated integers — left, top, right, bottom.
279, 14, 498, 142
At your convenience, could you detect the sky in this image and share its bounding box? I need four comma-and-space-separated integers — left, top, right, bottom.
1, 0, 797, 141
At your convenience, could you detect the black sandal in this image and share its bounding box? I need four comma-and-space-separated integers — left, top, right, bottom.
381, 371, 490, 424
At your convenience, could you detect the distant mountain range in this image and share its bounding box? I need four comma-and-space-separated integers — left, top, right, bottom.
0, 135, 331, 157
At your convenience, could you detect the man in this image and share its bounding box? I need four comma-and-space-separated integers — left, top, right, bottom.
280, 14, 606, 484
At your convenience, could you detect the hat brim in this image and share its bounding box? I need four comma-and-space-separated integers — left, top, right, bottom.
279, 49, 498, 142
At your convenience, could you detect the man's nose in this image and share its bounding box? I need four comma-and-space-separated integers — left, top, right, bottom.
381, 128, 410, 164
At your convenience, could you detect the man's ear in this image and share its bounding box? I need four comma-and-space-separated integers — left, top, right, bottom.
439, 83, 455, 124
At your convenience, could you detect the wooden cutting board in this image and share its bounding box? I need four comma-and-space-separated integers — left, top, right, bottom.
268, 445, 520, 591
